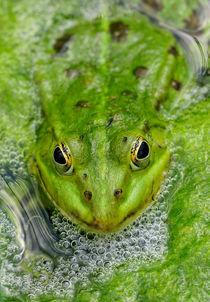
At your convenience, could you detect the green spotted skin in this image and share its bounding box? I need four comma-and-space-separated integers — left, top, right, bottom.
0, 1, 190, 233
33, 11, 189, 232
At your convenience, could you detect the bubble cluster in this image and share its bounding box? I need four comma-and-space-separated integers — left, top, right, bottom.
0, 139, 28, 182
51, 195, 169, 270
0, 171, 178, 300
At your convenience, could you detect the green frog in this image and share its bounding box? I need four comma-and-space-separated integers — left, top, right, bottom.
31, 8, 190, 233
0, 1, 195, 234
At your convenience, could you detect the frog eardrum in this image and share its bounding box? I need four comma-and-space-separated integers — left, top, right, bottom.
130, 136, 150, 170
53, 143, 73, 175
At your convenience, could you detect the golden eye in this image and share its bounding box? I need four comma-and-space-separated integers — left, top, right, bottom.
53, 142, 73, 175
130, 136, 150, 170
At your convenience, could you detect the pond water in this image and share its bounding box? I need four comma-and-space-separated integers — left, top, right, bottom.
0, 0, 209, 301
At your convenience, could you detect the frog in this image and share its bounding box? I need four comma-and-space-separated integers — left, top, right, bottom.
30, 7, 191, 233
0, 0, 198, 234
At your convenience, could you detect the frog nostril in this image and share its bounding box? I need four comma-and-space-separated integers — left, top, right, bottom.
114, 189, 123, 198
84, 191, 92, 201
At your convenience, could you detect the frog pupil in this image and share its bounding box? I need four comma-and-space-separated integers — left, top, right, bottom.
54, 147, 66, 164
137, 141, 149, 159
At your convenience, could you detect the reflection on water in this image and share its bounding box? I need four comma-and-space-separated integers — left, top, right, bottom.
0, 177, 66, 257
0, 0, 209, 300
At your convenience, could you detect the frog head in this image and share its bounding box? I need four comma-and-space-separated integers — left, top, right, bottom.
34, 121, 169, 233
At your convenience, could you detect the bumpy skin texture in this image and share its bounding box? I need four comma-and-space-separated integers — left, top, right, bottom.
32, 11, 190, 232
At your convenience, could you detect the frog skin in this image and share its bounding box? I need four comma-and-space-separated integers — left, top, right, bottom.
32, 9, 190, 233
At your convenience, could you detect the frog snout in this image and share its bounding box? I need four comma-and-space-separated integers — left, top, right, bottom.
80, 186, 124, 231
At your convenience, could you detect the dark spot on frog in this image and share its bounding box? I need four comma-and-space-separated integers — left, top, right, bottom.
114, 189, 123, 198
53, 33, 73, 55
106, 118, 113, 128
133, 66, 148, 79
75, 100, 91, 108
64, 68, 81, 79
155, 100, 161, 111
82, 173, 87, 179
84, 191, 92, 201
142, 0, 163, 11
120, 90, 137, 98
171, 80, 182, 91
109, 21, 129, 42
122, 136, 127, 143
168, 46, 178, 57
79, 135, 84, 140
144, 121, 150, 133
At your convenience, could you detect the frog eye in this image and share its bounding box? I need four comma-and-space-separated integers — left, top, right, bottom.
53, 143, 73, 175
130, 136, 150, 170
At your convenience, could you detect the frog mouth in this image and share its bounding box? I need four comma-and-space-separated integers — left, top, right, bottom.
37, 165, 139, 232
38, 171, 154, 233
38, 173, 155, 232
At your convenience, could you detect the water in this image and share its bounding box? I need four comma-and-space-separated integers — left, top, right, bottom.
0, 0, 209, 301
